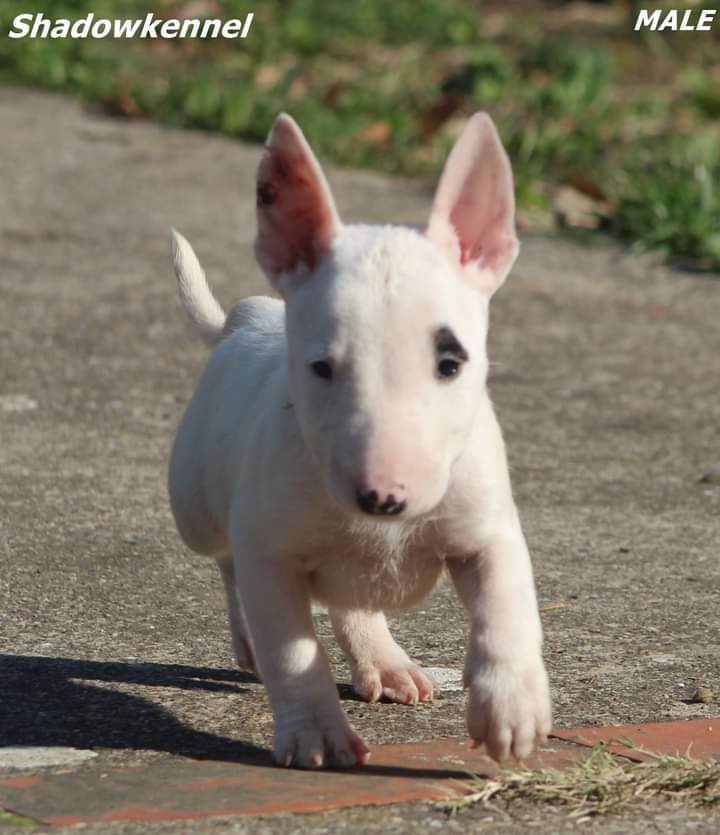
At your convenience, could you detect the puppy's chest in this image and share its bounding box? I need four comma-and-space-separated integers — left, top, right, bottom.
307, 522, 446, 610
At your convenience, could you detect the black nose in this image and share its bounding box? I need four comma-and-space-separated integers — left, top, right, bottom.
356, 489, 406, 516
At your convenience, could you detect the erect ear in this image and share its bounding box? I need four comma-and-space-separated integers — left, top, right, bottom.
427, 113, 519, 296
254, 113, 342, 289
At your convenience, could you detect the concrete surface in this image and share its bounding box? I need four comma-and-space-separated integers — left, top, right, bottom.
0, 87, 719, 832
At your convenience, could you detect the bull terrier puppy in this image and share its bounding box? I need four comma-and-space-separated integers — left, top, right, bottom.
168, 112, 551, 769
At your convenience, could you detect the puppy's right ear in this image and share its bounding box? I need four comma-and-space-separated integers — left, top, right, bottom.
254, 114, 342, 290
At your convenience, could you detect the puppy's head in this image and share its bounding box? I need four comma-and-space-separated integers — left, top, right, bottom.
255, 113, 518, 519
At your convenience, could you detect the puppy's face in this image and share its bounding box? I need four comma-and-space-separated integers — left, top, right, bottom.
284, 227, 488, 518
255, 113, 518, 519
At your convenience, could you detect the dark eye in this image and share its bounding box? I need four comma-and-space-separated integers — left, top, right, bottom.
311, 360, 333, 380
437, 357, 462, 379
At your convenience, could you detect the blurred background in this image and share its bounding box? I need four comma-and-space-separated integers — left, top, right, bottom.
1, 0, 718, 268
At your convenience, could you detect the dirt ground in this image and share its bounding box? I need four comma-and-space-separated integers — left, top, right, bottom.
0, 88, 718, 833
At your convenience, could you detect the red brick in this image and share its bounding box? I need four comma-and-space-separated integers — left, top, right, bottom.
0, 738, 585, 825
552, 718, 720, 761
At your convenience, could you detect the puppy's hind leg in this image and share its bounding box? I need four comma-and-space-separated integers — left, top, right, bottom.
329, 608, 437, 705
217, 556, 257, 675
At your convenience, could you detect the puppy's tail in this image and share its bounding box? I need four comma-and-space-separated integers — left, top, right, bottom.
170, 229, 226, 347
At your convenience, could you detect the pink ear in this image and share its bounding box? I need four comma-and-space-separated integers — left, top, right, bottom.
254, 114, 342, 286
427, 113, 519, 295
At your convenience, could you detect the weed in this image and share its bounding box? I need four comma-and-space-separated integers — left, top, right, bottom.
0, 807, 41, 828
440, 744, 720, 819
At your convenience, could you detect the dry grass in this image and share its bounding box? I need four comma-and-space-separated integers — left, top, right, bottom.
440, 743, 720, 820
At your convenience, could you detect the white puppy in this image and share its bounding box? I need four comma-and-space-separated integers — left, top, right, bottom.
168, 112, 551, 769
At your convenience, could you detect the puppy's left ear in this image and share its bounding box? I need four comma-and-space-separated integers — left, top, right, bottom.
427, 113, 518, 296
254, 113, 342, 289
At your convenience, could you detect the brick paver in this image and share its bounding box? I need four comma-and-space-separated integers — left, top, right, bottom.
1, 722, 717, 825
552, 718, 719, 761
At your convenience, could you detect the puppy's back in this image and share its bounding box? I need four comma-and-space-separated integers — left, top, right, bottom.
169, 295, 286, 555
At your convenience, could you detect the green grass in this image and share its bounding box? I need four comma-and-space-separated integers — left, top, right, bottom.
0, 807, 41, 827
1, 0, 719, 268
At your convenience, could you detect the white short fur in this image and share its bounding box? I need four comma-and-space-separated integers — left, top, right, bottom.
168, 112, 551, 768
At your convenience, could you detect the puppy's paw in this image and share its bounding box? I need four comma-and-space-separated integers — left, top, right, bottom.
353, 657, 437, 705
465, 657, 551, 762
273, 709, 370, 769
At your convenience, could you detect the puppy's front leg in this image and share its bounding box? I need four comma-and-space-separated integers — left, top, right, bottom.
234, 551, 369, 769
447, 522, 552, 762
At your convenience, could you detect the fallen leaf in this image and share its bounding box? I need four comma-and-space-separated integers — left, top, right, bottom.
567, 171, 609, 203
553, 185, 609, 230
108, 91, 143, 118
540, 602, 568, 612
357, 121, 391, 145
691, 685, 715, 704
255, 65, 283, 91
417, 95, 464, 140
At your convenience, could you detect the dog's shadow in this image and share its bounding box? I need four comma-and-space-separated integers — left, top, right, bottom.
0, 654, 269, 764
0, 655, 471, 780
